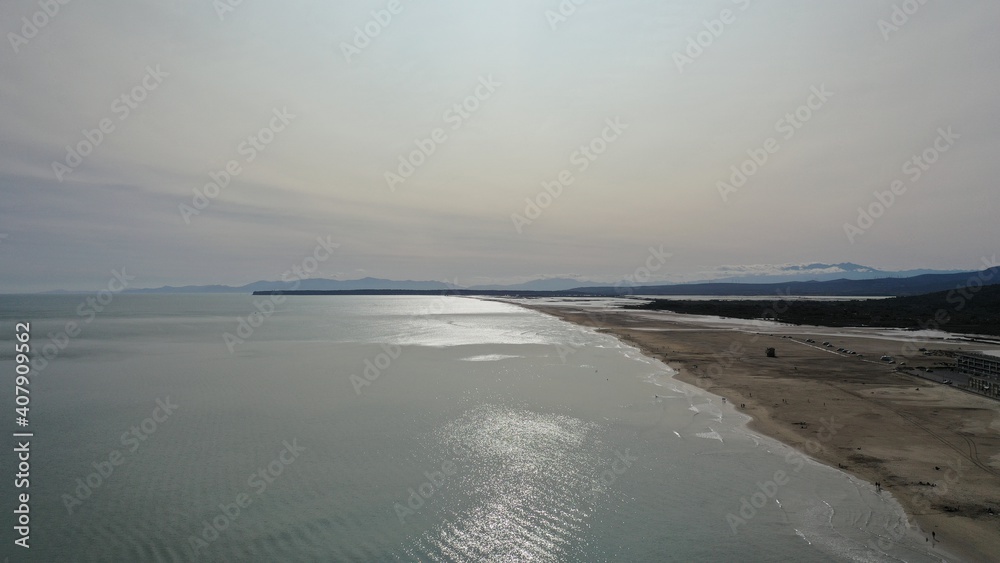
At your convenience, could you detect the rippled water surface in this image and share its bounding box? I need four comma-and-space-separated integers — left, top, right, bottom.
0, 295, 943, 561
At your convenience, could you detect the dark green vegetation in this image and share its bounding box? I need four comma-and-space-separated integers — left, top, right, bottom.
579, 267, 1000, 297
629, 285, 1000, 336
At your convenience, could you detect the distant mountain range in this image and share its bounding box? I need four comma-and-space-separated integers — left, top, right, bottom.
125, 277, 460, 294
262, 267, 1000, 299
468, 278, 609, 291
696, 262, 965, 284
119, 263, 980, 295
123, 276, 609, 294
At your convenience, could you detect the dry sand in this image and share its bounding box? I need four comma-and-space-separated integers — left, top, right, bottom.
524, 303, 1000, 562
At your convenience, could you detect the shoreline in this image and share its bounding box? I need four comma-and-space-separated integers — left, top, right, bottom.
520, 302, 1000, 562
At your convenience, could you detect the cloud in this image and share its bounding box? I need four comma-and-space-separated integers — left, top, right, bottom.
2, 1, 998, 291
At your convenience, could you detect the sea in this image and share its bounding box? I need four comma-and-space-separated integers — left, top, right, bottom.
0, 294, 947, 562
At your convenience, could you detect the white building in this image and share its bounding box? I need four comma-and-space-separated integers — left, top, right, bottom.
958, 351, 1000, 399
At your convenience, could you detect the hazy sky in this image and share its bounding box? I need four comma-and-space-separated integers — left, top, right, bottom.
2, 0, 998, 291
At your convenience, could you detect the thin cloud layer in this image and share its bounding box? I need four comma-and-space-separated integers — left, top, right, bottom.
1, 1, 997, 291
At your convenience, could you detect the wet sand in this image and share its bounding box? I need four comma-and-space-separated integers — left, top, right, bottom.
524, 302, 1000, 562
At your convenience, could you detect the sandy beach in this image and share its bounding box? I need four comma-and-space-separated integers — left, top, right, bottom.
523, 301, 1000, 562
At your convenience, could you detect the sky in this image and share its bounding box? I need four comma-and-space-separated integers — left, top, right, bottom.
1, 0, 998, 292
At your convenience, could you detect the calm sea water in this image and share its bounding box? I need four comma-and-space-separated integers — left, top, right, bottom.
0, 295, 943, 562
